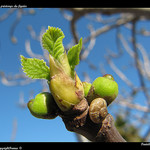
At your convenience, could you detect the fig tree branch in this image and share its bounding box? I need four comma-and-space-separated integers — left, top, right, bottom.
60, 99, 126, 142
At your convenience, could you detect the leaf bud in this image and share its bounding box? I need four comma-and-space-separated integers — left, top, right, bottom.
89, 98, 108, 124
49, 55, 84, 112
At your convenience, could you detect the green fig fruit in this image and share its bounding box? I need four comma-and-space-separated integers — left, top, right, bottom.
49, 55, 84, 112
27, 92, 58, 119
82, 82, 92, 97
87, 74, 118, 105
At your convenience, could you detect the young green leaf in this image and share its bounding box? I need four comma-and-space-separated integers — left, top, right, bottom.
20, 55, 50, 81
67, 38, 82, 71
42, 26, 65, 60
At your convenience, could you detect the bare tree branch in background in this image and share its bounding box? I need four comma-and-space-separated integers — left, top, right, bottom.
10, 118, 17, 142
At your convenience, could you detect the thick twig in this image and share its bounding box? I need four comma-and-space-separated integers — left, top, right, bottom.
60, 99, 126, 142
95, 114, 126, 142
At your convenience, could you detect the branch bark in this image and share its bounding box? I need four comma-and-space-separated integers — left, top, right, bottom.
59, 99, 126, 142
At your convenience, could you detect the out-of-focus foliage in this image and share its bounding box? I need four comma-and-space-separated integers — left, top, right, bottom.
115, 115, 143, 142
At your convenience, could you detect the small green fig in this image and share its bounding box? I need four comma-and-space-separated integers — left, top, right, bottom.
82, 82, 92, 97
87, 74, 118, 105
27, 92, 58, 119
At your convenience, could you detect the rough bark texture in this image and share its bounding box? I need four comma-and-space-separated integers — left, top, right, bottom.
58, 98, 126, 142
95, 114, 126, 142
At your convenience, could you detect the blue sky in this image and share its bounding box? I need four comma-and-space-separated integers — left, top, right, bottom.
0, 8, 150, 142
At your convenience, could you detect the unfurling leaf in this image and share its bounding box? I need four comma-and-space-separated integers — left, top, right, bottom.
42, 26, 65, 60
67, 38, 82, 72
20, 55, 50, 81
